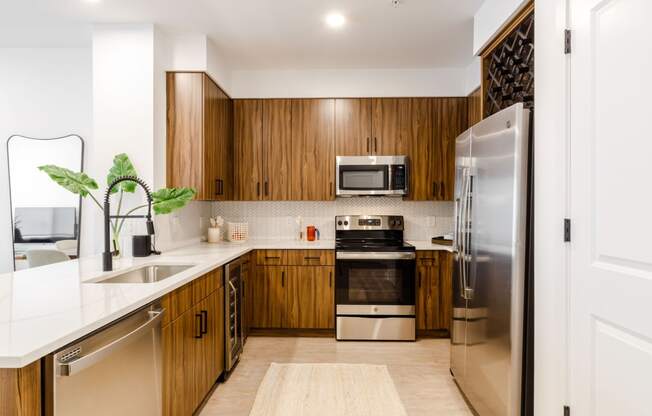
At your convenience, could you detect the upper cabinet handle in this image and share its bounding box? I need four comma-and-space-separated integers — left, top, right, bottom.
256, 182, 260, 197
440, 181, 445, 199
374, 137, 378, 153
264, 181, 269, 196
366, 137, 370, 153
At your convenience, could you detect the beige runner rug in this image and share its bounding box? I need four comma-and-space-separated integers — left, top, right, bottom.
248, 363, 408, 416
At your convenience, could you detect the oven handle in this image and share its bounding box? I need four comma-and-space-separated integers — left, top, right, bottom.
336, 251, 416, 260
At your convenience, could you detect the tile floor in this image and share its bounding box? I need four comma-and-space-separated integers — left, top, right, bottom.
200, 337, 472, 416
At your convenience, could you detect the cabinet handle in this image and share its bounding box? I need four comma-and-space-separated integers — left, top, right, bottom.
264, 181, 269, 196
281, 271, 285, 287
220, 179, 224, 196
366, 137, 370, 153
330, 182, 333, 196
256, 182, 260, 197
215, 179, 219, 196
265, 256, 281, 260
432, 182, 438, 198
374, 137, 378, 153
304, 256, 321, 260
440, 181, 445, 199
329, 271, 332, 288
201, 310, 208, 335
194, 313, 203, 339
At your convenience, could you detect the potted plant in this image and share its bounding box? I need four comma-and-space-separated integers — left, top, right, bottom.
39, 153, 196, 256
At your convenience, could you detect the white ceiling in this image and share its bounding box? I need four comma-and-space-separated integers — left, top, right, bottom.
0, 0, 483, 70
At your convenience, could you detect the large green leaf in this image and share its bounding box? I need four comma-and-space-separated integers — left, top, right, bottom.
107, 153, 138, 193
38, 165, 98, 197
151, 188, 197, 215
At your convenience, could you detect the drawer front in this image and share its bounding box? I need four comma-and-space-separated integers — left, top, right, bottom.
416, 251, 439, 266
162, 268, 223, 326
287, 250, 334, 266
256, 249, 287, 266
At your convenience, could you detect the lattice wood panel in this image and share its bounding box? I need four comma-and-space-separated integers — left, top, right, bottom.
483, 8, 534, 118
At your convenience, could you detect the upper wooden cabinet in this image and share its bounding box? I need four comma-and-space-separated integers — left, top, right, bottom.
290, 99, 335, 200
407, 97, 468, 201
335, 98, 409, 157
335, 98, 372, 156
166, 72, 232, 201
234, 99, 293, 200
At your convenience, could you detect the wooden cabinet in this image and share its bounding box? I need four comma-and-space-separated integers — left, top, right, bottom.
416, 251, 453, 332
432, 98, 468, 201
468, 87, 483, 127
250, 250, 335, 330
287, 266, 334, 329
0, 361, 41, 416
167, 72, 232, 201
252, 266, 287, 328
234, 99, 292, 200
162, 269, 224, 416
335, 98, 410, 157
291, 99, 336, 200
407, 97, 468, 201
335, 98, 372, 156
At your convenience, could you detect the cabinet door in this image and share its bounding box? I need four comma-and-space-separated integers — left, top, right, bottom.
166, 72, 205, 199
432, 98, 468, 200
252, 266, 287, 328
335, 98, 372, 156
263, 99, 292, 200
371, 98, 409, 155
162, 308, 200, 416
234, 100, 264, 200
215, 81, 233, 200
416, 252, 441, 330
194, 288, 224, 401
416, 263, 429, 331
438, 252, 454, 330
287, 266, 334, 329
290, 99, 335, 200
315, 266, 335, 329
406, 98, 434, 200
203, 75, 219, 200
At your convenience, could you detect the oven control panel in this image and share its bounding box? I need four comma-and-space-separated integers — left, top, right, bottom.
335, 215, 404, 231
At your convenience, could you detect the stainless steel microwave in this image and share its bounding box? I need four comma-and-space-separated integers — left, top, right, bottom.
335, 156, 409, 197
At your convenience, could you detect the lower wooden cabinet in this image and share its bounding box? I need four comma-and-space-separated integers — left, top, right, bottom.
0, 361, 41, 416
162, 270, 224, 416
287, 266, 334, 329
251, 250, 335, 330
416, 251, 454, 332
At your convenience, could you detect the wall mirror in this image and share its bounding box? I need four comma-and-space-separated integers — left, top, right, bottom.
7, 135, 84, 270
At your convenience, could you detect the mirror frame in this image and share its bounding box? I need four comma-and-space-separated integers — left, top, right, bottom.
6, 134, 85, 270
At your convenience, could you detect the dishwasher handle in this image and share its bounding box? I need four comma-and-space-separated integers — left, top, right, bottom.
57, 308, 165, 377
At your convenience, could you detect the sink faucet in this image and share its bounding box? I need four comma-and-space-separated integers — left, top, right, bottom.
102, 176, 155, 271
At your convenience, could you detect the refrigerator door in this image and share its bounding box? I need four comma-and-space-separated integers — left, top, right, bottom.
450, 127, 472, 387
464, 103, 530, 416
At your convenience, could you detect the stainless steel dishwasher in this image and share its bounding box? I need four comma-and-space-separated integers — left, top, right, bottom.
48, 304, 165, 416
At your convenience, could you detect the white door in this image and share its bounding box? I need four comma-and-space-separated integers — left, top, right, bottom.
569, 0, 652, 415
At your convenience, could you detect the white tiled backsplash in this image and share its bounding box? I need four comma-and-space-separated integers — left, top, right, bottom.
212, 198, 454, 241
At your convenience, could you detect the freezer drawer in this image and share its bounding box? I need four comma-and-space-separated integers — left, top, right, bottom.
336, 316, 415, 341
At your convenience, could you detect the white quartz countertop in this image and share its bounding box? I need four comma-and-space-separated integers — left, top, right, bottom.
0, 238, 451, 368
406, 240, 455, 252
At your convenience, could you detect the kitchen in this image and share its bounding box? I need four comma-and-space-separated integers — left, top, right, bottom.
2, 1, 651, 416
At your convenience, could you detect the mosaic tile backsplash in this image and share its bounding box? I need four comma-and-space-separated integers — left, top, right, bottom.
212, 198, 454, 241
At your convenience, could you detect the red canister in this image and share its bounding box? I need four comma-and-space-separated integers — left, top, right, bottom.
307, 226, 316, 241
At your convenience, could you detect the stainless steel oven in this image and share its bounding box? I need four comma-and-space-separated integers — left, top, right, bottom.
335, 215, 416, 341
336, 156, 408, 197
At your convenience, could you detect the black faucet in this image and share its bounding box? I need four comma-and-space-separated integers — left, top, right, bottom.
102, 176, 155, 271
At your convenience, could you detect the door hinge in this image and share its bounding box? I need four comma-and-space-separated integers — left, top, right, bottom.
564, 29, 572, 54
564, 218, 571, 242
564, 405, 570, 416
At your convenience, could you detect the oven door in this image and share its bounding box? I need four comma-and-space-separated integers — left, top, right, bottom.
337, 165, 389, 196
335, 251, 416, 314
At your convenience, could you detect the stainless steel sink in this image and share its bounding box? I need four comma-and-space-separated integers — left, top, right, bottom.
94, 264, 195, 284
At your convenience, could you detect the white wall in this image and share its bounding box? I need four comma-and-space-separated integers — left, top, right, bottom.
230, 67, 468, 98
0, 48, 92, 272
464, 57, 482, 95
474, 0, 530, 55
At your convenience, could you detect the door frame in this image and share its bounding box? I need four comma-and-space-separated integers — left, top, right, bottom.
533, 0, 571, 415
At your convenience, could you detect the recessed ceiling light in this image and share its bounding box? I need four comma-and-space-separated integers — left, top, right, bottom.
325, 12, 346, 29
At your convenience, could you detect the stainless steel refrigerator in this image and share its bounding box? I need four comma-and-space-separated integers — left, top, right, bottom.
451, 103, 534, 416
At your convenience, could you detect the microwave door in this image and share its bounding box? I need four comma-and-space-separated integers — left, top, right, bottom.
339, 165, 389, 191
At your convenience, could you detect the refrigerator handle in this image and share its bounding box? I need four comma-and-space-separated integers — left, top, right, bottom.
461, 170, 473, 300
456, 168, 469, 299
